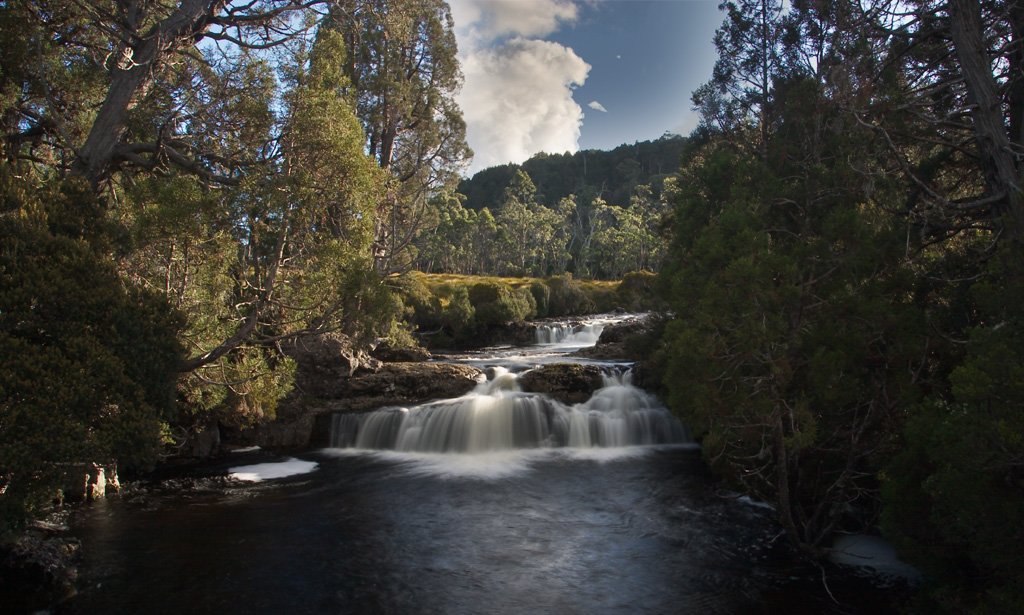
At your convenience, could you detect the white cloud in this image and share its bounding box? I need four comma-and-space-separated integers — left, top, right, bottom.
458, 38, 591, 172
588, 100, 608, 112
450, 0, 578, 42
450, 0, 589, 174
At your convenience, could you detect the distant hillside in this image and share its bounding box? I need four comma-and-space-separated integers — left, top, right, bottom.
458, 134, 687, 210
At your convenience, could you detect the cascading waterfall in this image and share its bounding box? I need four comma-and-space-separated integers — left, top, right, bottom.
329, 367, 689, 453
535, 322, 604, 345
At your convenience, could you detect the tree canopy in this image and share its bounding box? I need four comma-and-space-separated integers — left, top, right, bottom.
655, 0, 1024, 609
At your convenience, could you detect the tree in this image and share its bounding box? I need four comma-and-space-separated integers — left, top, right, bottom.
693, 0, 785, 153
1, 2, 400, 442
842, 0, 1024, 242
113, 28, 388, 431
327, 0, 471, 272
0, 179, 183, 529
1, 0, 334, 189
660, 79, 931, 554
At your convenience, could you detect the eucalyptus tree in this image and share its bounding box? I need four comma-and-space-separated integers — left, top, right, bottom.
327, 0, 471, 273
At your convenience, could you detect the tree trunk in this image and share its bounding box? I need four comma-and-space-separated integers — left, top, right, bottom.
72, 0, 225, 188
948, 0, 1024, 242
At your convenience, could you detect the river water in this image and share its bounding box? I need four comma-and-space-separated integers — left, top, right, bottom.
62, 316, 907, 614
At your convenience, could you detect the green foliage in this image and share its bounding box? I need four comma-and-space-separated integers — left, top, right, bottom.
420, 161, 673, 280
0, 181, 183, 530
615, 271, 663, 312
544, 274, 595, 317
328, 0, 470, 272
658, 79, 929, 550
883, 251, 1024, 613
458, 135, 687, 212
468, 281, 535, 326
115, 30, 389, 434
529, 281, 551, 318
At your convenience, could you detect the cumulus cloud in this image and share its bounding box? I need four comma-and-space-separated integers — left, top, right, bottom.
459, 38, 591, 172
588, 101, 608, 112
450, 0, 578, 42
450, 0, 590, 173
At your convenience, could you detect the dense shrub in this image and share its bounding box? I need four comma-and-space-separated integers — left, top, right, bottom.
468, 280, 535, 326
882, 252, 1024, 613
545, 274, 595, 316
529, 281, 551, 317
436, 284, 476, 330
0, 185, 183, 530
390, 271, 441, 329
616, 271, 663, 311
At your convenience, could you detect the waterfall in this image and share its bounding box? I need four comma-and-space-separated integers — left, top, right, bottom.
329, 367, 689, 453
535, 322, 605, 345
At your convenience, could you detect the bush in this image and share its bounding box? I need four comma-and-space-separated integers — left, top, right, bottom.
529, 281, 551, 317
882, 251, 1024, 613
545, 274, 595, 316
616, 270, 663, 311
0, 185, 183, 530
436, 284, 476, 330
468, 281, 534, 326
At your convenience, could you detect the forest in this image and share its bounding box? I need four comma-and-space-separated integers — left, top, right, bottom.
0, 0, 1022, 612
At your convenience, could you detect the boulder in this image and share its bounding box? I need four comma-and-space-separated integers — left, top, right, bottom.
187, 423, 221, 458
281, 332, 378, 398
346, 362, 483, 400
571, 317, 655, 361
518, 364, 605, 404
594, 318, 647, 344
371, 343, 432, 363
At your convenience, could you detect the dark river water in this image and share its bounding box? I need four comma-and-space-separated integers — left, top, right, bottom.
61, 317, 908, 614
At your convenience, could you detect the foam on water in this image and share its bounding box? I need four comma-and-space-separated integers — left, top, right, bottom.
229, 458, 319, 482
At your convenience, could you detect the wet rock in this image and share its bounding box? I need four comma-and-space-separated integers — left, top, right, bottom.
187, 423, 221, 458
571, 317, 654, 361
519, 364, 605, 404
345, 362, 483, 401
594, 318, 648, 344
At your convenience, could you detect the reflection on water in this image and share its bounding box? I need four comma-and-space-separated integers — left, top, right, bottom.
62, 314, 908, 614
64, 449, 906, 614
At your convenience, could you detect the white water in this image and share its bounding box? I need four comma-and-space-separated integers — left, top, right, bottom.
534, 314, 631, 346
329, 367, 689, 453
534, 323, 606, 345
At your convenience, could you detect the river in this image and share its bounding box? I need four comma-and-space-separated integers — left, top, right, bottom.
61, 316, 908, 614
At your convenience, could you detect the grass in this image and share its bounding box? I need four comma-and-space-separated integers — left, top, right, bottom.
416, 272, 621, 293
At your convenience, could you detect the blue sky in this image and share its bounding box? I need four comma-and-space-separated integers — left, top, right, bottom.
449, 0, 723, 173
